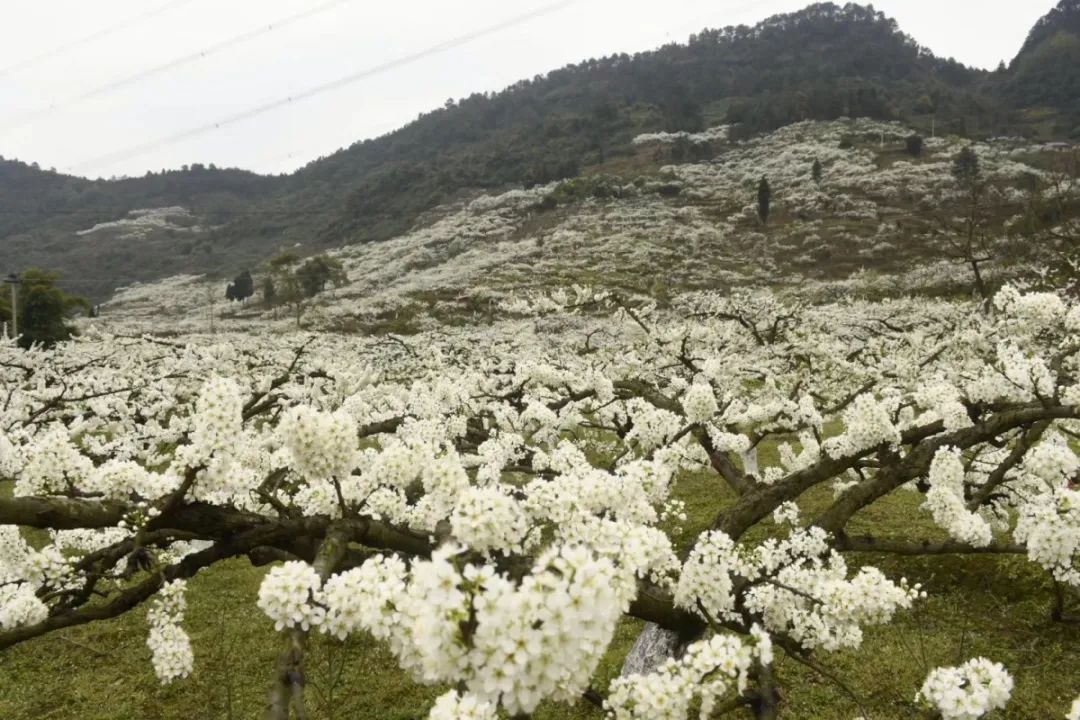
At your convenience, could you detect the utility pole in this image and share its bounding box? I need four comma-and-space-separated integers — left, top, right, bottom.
207, 285, 216, 334
3, 273, 18, 339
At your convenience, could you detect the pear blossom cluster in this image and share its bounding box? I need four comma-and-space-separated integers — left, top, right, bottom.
278, 405, 358, 480
913, 380, 972, 432
257, 560, 325, 631
0, 526, 61, 630
145, 580, 193, 683
318, 555, 406, 642
605, 629, 771, 720
187, 376, 243, 462
676, 523, 922, 651
922, 447, 993, 547
1022, 432, 1080, 485
916, 657, 1014, 720
305, 543, 638, 715
681, 380, 720, 424
449, 486, 531, 554
0, 582, 49, 631
1014, 487, 1080, 586
15, 424, 94, 496
822, 393, 901, 459
426, 690, 498, 720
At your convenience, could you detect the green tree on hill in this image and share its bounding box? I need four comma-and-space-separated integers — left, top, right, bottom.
264, 253, 347, 327
952, 146, 982, 191
262, 277, 277, 304
297, 256, 346, 298
944, 147, 992, 303
9, 269, 89, 348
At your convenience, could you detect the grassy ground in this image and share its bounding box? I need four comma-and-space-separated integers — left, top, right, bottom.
2, 463, 1079, 719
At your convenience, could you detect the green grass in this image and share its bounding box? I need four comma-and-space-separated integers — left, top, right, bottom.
2, 459, 1079, 719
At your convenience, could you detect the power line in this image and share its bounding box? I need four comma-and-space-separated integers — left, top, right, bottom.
3, 0, 355, 130
0, 0, 199, 78
68, 0, 578, 175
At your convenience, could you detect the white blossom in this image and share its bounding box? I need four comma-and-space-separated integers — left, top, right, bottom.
916, 657, 1013, 720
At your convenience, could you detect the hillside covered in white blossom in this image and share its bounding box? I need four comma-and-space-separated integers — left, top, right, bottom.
96, 118, 1074, 337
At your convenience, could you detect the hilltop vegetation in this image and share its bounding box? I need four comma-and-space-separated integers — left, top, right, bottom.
4, 1, 1080, 300
1008, 0, 1080, 117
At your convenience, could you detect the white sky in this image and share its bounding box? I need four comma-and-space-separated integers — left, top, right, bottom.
0, 0, 1055, 179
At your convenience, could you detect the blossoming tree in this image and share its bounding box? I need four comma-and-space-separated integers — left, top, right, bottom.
2, 286, 1080, 718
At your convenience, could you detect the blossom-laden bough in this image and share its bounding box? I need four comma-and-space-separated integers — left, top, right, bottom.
2, 286, 1080, 718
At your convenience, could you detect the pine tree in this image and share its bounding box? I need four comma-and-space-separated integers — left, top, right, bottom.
13, 269, 88, 349
234, 270, 255, 301
952, 146, 982, 190
757, 177, 772, 224
811, 158, 822, 184
905, 134, 923, 157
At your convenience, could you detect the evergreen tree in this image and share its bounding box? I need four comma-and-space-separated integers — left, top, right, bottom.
757, 177, 772, 224
13, 269, 88, 349
234, 270, 255, 300
297, 256, 346, 298
906, 134, 924, 157
952, 146, 982, 190
262, 277, 276, 303
811, 158, 823, 184
226, 270, 255, 302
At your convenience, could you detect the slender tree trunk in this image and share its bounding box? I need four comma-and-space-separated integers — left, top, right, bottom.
267, 630, 308, 720
754, 663, 781, 719
620, 622, 681, 676
740, 446, 760, 477
966, 193, 990, 305
970, 258, 989, 304
265, 525, 350, 719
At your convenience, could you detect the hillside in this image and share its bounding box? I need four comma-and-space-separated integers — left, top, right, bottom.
94, 118, 1078, 336
1006, 0, 1080, 124
0, 159, 282, 300
3, 1, 1080, 301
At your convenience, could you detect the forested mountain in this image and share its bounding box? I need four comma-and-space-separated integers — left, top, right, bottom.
0, 158, 282, 300
1006, 0, 1080, 119
2, 1, 1079, 300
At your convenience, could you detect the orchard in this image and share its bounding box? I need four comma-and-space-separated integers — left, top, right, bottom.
2, 284, 1080, 718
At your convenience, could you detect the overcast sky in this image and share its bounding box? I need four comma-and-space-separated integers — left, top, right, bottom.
0, 0, 1056, 179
